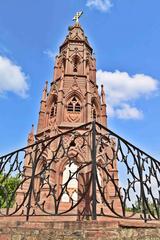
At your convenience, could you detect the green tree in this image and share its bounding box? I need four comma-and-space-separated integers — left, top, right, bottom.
0, 174, 20, 208
126, 200, 160, 218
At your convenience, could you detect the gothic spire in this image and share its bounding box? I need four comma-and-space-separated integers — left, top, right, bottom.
42, 81, 48, 101
27, 124, 35, 145
101, 84, 106, 105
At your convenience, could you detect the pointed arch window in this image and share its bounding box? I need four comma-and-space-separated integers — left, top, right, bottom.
50, 102, 57, 118
67, 102, 73, 112
93, 108, 96, 119
61, 162, 78, 203
73, 55, 80, 73
67, 97, 81, 113
91, 102, 97, 120
75, 102, 81, 112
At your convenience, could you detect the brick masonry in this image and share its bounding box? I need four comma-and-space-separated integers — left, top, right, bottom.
0, 220, 160, 240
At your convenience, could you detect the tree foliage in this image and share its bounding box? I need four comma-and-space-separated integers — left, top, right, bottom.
0, 174, 20, 208
126, 199, 160, 217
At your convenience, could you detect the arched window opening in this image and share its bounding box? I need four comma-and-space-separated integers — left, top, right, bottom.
61, 162, 78, 203
39, 161, 47, 186
75, 102, 81, 112
73, 55, 80, 73
91, 102, 97, 120
50, 106, 54, 117
50, 101, 57, 118
67, 102, 73, 112
67, 97, 81, 113
93, 109, 96, 119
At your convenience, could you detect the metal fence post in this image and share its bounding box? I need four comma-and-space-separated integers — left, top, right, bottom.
26, 146, 38, 221
92, 120, 97, 220
137, 151, 147, 222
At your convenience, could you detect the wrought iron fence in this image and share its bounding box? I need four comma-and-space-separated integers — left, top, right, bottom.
0, 121, 160, 222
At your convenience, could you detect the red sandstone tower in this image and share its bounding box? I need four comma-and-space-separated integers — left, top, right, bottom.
17, 14, 120, 218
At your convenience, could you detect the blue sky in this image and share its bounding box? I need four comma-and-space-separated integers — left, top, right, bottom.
0, 0, 160, 159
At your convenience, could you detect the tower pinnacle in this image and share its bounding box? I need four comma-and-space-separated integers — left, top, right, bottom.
72, 11, 83, 24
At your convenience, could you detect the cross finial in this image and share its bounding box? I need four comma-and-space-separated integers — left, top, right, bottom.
72, 11, 83, 24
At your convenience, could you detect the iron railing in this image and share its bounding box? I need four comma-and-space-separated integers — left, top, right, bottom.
0, 121, 160, 222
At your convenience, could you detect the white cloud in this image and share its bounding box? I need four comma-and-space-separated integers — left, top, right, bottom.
0, 56, 28, 98
107, 104, 143, 120
86, 0, 113, 12
97, 69, 159, 120
115, 104, 143, 120
43, 49, 56, 60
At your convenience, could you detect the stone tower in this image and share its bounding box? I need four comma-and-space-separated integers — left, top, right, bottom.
16, 18, 120, 218
36, 21, 107, 140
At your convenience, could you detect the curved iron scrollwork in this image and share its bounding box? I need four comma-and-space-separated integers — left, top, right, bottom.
95, 122, 160, 222
0, 121, 160, 222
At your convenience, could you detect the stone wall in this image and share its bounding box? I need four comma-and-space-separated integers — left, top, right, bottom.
0, 220, 160, 240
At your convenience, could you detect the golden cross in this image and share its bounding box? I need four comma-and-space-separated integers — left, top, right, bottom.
72, 11, 83, 24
